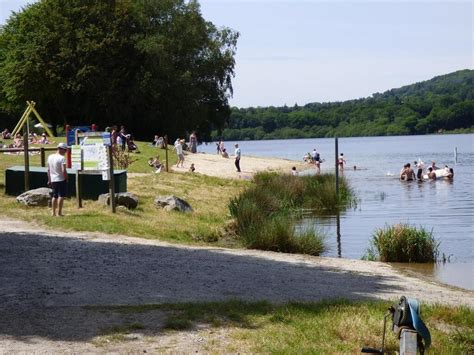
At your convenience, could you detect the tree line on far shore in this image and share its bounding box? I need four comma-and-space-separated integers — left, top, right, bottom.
212, 70, 473, 141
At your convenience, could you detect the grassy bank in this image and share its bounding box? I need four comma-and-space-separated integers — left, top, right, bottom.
0, 140, 248, 245
91, 299, 473, 353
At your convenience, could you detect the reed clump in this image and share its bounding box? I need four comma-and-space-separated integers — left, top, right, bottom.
365, 224, 439, 262
229, 172, 353, 255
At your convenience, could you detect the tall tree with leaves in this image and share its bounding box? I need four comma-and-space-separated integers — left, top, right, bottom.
0, 0, 239, 139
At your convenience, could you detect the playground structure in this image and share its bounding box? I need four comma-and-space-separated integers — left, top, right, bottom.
11, 101, 54, 138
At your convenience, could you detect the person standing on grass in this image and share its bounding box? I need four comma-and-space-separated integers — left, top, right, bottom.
47, 143, 68, 217
175, 139, 185, 167
119, 125, 127, 151
234, 143, 241, 173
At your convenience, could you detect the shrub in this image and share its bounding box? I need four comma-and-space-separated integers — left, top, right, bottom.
229, 172, 353, 255
112, 145, 139, 169
239, 214, 326, 255
365, 224, 439, 262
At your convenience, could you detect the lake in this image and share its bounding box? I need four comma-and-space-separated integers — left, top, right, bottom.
198, 134, 474, 290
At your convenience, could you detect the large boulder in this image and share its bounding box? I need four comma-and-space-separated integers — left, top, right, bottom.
17, 188, 52, 207
98, 192, 138, 209
154, 195, 193, 213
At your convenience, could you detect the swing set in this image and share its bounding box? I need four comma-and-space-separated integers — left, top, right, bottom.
11, 101, 55, 138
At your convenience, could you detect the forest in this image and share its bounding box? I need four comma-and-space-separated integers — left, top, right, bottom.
0, 0, 238, 140
213, 70, 473, 140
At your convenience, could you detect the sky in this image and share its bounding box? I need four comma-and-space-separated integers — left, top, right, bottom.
0, 0, 472, 107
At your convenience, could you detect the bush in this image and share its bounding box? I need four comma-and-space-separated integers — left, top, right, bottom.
229, 172, 353, 255
365, 224, 439, 262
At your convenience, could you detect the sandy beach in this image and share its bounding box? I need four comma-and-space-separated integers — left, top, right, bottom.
171, 151, 309, 179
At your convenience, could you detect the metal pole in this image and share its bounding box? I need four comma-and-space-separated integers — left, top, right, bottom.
335, 137, 339, 198
164, 135, 169, 172
23, 132, 29, 192
40, 147, 45, 167
108, 145, 116, 213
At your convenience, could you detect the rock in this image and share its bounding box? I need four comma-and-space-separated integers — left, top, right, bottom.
17, 188, 52, 207
98, 192, 138, 209
154, 195, 193, 213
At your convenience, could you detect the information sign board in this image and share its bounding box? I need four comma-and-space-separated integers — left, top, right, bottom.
71, 145, 82, 170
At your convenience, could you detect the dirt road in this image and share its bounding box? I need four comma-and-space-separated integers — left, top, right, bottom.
0, 217, 472, 352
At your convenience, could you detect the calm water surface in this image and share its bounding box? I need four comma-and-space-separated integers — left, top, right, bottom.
199, 134, 474, 290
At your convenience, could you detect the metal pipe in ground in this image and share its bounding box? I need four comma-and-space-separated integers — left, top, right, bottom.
335, 137, 339, 198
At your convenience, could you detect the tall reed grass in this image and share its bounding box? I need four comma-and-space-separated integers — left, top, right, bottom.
229, 172, 353, 255
364, 224, 439, 262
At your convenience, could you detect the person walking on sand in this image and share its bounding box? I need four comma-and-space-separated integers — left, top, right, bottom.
234, 143, 241, 173
175, 139, 185, 167
189, 131, 197, 153
47, 143, 68, 216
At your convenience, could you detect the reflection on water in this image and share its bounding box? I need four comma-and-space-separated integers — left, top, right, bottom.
391, 262, 474, 290
199, 134, 474, 290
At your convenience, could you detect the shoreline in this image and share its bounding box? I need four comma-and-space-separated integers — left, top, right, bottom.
171, 151, 309, 179
1, 215, 472, 307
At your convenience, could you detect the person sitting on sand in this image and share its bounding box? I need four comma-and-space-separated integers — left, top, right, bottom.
291, 166, 298, 176
189, 163, 195, 172
13, 133, 23, 148
39, 133, 51, 144
221, 148, 229, 158
1, 129, 11, 139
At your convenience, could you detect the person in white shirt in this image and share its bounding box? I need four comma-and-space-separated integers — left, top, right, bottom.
47, 143, 68, 216
175, 139, 185, 167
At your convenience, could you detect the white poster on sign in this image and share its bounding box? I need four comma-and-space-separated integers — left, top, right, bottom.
82, 144, 101, 170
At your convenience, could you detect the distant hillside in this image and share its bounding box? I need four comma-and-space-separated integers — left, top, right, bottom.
214, 69, 473, 140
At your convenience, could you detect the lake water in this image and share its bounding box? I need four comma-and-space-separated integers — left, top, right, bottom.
199, 134, 474, 290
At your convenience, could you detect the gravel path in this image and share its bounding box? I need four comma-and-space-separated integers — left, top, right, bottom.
1, 216, 472, 352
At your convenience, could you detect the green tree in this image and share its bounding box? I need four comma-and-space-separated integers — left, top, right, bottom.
0, 0, 238, 139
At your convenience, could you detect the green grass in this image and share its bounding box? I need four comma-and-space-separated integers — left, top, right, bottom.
88, 300, 474, 353
364, 224, 439, 262
228, 172, 353, 255
0, 139, 248, 246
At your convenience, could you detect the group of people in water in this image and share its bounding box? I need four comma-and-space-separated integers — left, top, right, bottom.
400, 161, 454, 181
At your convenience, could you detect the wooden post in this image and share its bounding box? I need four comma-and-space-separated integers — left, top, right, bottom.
108, 145, 116, 213
336, 212, 341, 258
454, 147, 458, 164
400, 329, 418, 355
40, 147, 46, 167
335, 137, 339, 198
75, 130, 82, 208
164, 135, 169, 172
23, 132, 29, 191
